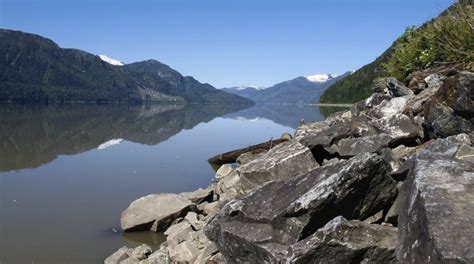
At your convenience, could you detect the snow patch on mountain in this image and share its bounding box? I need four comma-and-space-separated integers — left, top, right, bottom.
99, 55, 124, 66
305, 73, 339, 83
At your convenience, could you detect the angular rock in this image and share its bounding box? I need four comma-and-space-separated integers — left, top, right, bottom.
284, 216, 398, 264
205, 153, 397, 263
424, 73, 446, 90
236, 151, 265, 165
121, 193, 196, 232
131, 244, 152, 261
386, 77, 414, 97
437, 71, 474, 120
214, 164, 234, 180
397, 135, 474, 264
237, 141, 319, 192
120, 257, 139, 264
295, 118, 352, 148
195, 242, 219, 264
164, 221, 193, 247
329, 133, 392, 157
367, 96, 409, 119
424, 100, 472, 138
369, 113, 422, 145
203, 201, 219, 216
169, 241, 200, 263
351, 93, 392, 116
139, 247, 170, 264
105, 246, 133, 264
181, 186, 214, 204
184, 212, 204, 230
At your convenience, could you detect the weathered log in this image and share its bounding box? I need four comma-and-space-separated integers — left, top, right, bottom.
208, 138, 288, 166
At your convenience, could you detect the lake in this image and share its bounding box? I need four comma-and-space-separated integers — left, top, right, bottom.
0, 103, 341, 263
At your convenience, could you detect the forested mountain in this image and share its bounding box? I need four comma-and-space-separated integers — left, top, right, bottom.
223, 73, 351, 103
0, 29, 253, 104
320, 1, 473, 103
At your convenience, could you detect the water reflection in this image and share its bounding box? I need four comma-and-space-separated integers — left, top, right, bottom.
0, 103, 248, 172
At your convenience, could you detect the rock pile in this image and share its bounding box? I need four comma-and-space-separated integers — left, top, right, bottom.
106, 69, 473, 263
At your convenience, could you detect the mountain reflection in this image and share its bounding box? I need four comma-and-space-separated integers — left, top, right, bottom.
0, 103, 248, 172
224, 104, 344, 129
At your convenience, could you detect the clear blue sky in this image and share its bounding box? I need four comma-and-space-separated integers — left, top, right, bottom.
0, 0, 454, 88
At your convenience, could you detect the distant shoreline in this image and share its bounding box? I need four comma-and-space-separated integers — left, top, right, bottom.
311, 103, 353, 107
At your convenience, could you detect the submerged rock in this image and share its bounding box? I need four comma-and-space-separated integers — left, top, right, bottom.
205, 153, 397, 263
397, 134, 474, 263
121, 193, 195, 232
284, 216, 398, 264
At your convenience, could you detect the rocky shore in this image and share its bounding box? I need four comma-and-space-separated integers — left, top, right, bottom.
105, 68, 474, 264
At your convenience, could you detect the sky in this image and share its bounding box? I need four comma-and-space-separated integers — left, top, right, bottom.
0, 0, 454, 88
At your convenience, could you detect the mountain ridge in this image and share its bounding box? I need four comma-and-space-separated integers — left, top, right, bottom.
223, 72, 351, 103
0, 29, 253, 104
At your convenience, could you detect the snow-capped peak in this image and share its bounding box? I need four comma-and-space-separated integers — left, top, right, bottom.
234, 85, 263, 90
99, 55, 124, 66
305, 73, 338, 83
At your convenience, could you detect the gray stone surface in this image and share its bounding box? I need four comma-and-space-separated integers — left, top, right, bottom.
205, 153, 397, 263
131, 244, 152, 261
284, 216, 398, 264
237, 140, 319, 192
386, 77, 414, 97
397, 135, 474, 264
105, 246, 133, 264
121, 193, 195, 232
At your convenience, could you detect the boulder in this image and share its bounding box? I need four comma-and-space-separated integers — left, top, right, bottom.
369, 113, 422, 145
120, 257, 139, 264
295, 119, 352, 148
140, 247, 170, 264
121, 193, 195, 232
424, 100, 472, 138
164, 221, 193, 247
169, 241, 200, 263
184, 212, 204, 230
214, 164, 233, 180
329, 134, 392, 157
202, 201, 219, 216
351, 93, 392, 116
386, 77, 414, 97
105, 246, 133, 264
181, 187, 214, 204
437, 71, 474, 120
131, 244, 152, 261
205, 153, 397, 263
236, 151, 265, 165
237, 141, 319, 192
283, 216, 398, 264
397, 134, 474, 264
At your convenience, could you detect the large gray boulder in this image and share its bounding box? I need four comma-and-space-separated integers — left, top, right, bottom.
205, 153, 397, 263
237, 141, 319, 192
329, 133, 392, 157
295, 118, 352, 148
397, 134, 474, 263
121, 193, 195, 232
386, 77, 414, 97
283, 216, 398, 264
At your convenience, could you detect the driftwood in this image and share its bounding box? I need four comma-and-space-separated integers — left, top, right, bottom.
208, 138, 288, 166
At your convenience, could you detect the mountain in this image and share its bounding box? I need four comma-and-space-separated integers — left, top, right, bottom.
99, 55, 124, 66
320, 1, 473, 104
0, 29, 253, 104
223, 73, 351, 103
222, 85, 263, 99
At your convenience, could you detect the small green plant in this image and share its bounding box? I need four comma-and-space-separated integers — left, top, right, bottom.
384, 1, 474, 80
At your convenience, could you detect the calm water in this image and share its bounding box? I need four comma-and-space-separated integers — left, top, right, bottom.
0, 103, 335, 264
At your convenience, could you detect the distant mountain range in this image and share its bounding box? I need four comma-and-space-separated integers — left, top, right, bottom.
0, 29, 252, 104
222, 72, 352, 103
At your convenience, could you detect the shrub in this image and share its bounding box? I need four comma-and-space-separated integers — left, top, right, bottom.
384, 1, 474, 80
